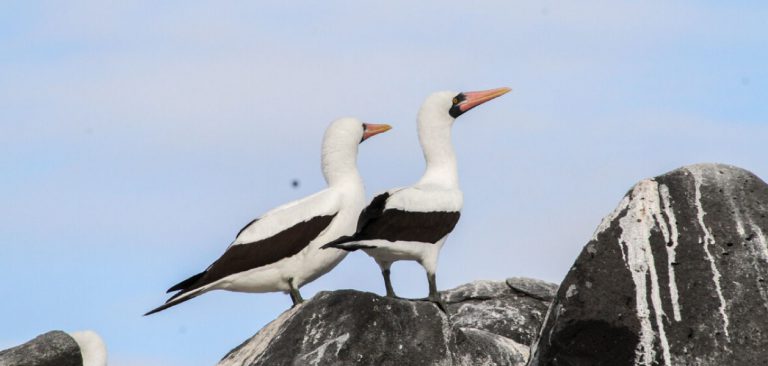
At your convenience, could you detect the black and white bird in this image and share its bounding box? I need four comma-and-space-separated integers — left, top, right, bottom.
145, 118, 391, 315
324, 88, 510, 306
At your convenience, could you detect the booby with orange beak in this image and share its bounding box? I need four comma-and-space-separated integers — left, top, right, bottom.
146, 118, 391, 315
324, 88, 510, 308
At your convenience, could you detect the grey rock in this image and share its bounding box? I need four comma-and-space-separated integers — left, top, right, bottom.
506, 277, 558, 302
443, 279, 556, 347
0, 331, 82, 366
219, 278, 555, 366
528, 163, 768, 366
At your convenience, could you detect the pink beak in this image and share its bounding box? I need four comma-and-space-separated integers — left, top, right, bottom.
458, 87, 512, 113
362, 123, 392, 141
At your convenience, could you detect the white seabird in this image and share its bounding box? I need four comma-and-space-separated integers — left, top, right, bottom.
69, 331, 107, 366
145, 118, 391, 315
324, 87, 510, 307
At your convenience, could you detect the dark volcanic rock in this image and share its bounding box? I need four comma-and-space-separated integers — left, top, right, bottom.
506, 277, 558, 302
0, 331, 82, 366
528, 163, 768, 366
444, 278, 558, 347
219, 278, 556, 366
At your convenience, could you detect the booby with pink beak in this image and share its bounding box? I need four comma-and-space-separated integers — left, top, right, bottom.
324, 87, 510, 307
146, 118, 391, 315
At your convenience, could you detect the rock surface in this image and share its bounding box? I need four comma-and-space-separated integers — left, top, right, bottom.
0, 331, 82, 366
219, 277, 556, 366
528, 163, 768, 366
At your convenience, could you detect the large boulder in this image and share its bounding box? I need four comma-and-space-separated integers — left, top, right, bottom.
0, 331, 82, 366
218, 277, 556, 366
0, 330, 107, 366
528, 163, 768, 366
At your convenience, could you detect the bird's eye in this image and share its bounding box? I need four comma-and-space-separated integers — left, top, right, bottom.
452, 98, 459, 105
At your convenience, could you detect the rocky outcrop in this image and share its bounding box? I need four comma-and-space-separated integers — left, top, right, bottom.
6, 164, 768, 365
0, 331, 82, 366
0, 330, 107, 366
528, 164, 768, 366
218, 277, 556, 366
219, 163, 768, 366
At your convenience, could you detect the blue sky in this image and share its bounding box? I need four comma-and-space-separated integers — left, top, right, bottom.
1, 1, 767, 365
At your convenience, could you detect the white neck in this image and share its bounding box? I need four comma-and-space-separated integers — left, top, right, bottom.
321, 142, 364, 191
416, 108, 459, 189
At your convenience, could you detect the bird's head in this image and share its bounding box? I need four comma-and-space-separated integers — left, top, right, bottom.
419, 87, 511, 128
323, 117, 391, 148
321, 117, 391, 185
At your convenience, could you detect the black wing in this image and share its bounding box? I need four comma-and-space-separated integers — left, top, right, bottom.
325, 190, 460, 246
147, 214, 336, 315
354, 209, 460, 244
355, 192, 391, 232
165, 215, 260, 294
323, 192, 390, 249
204, 213, 336, 283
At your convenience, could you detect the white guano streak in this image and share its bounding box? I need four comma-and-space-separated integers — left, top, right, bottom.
594, 195, 631, 262
689, 169, 731, 340
752, 224, 768, 261
747, 223, 768, 311
724, 195, 768, 310
527, 300, 555, 361
302, 333, 350, 366
659, 184, 682, 321
618, 180, 671, 366
593, 195, 631, 241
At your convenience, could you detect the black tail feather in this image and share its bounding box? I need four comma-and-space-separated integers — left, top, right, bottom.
338, 243, 376, 251
144, 290, 200, 316
322, 236, 376, 251
145, 271, 208, 316
166, 271, 205, 293
322, 235, 354, 249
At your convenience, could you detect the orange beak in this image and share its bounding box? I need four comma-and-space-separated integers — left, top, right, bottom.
458, 87, 511, 113
361, 123, 392, 142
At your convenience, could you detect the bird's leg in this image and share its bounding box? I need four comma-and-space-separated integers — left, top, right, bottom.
288, 278, 304, 307
427, 272, 447, 313
427, 272, 438, 300
375, 259, 398, 298
382, 268, 397, 298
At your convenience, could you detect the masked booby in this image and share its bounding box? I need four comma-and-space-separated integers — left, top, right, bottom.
145, 118, 391, 315
324, 88, 510, 307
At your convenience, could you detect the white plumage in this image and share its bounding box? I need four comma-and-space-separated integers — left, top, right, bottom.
69, 331, 107, 366
325, 88, 510, 306
146, 118, 391, 315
